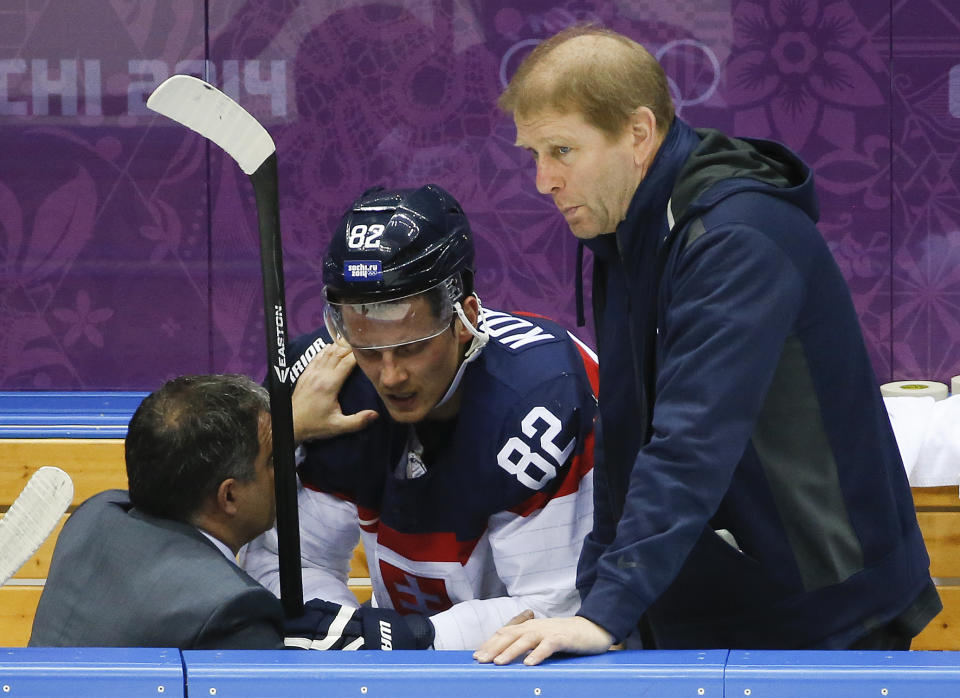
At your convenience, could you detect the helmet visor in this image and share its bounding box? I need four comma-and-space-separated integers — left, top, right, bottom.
324, 279, 459, 350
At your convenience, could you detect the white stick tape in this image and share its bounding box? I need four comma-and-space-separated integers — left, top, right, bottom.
0, 467, 73, 585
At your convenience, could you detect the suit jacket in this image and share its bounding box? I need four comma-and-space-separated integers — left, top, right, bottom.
29, 490, 284, 649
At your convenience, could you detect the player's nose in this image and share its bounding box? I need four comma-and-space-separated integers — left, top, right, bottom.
379, 352, 408, 387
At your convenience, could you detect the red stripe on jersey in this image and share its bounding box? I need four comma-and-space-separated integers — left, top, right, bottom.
357, 504, 380, 532
572, 341, 599, 397
509, 428, 595, 518
301, 481, 380, 531
512, 310, 551, 321
376, 522, 481, 566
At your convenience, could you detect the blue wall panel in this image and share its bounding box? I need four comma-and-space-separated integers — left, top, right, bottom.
6, 648, 960, 695
181, 649, 728, 697
0, 648, 183, 697
726, 650, 960, 697
0, 391, 147, 437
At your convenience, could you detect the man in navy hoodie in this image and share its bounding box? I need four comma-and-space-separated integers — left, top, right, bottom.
475, 24, 940, 665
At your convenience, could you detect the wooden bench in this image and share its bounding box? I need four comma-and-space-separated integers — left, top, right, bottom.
910, 486, 960, 650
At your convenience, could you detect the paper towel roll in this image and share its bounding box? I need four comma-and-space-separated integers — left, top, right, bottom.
881, 380, 949, 401
952, 375, 960, 396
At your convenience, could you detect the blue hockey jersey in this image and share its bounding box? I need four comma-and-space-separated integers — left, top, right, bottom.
244, 309, 599, 650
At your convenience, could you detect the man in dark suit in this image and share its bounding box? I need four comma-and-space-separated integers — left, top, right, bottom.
29, 374, 285, 649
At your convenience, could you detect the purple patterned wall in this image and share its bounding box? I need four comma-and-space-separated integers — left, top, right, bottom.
1, 0, 958, 390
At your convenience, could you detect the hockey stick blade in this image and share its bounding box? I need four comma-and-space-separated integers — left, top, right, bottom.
0, 467, 74, 586
148, 75, 304, 616
146, 75, 275, 175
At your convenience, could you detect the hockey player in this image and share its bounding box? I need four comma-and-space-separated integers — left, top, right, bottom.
243, 184, 599, 650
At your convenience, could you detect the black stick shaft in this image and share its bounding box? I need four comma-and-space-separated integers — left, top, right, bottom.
249, 152, 303, 618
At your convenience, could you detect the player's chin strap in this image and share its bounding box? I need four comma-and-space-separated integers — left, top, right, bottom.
434, 294, 489, 411
458, 293, 489, 359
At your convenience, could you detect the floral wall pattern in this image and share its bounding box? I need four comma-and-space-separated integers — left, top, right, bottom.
1, 0, 958, 389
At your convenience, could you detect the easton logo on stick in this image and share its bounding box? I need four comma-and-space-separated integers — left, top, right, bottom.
273, 304, 292, 383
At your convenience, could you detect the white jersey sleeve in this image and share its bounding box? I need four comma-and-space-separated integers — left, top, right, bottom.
429, 470, 594, 650
241, 477, 361, 608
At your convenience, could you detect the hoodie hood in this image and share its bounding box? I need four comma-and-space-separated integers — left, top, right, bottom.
669, 128, 819, 234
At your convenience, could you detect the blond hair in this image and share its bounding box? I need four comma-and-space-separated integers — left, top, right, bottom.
499, 24, 675, 140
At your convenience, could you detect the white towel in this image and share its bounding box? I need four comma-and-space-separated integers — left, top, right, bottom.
884, 395, 960, 487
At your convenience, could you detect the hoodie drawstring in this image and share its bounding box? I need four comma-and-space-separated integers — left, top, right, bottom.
575, 240, 585, 327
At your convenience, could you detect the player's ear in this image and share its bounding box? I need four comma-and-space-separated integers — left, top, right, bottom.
455, 296, 479, 344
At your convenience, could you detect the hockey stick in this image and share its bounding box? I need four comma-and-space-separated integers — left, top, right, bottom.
0, 467, 73, 586
147, 75, 303, 617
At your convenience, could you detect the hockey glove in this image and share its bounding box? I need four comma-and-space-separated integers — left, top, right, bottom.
283, 599, 434, 650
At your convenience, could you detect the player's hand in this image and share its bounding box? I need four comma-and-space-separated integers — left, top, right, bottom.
473, 615, 614, 666
292, 343, 378, 442
284, 599, 434, 650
